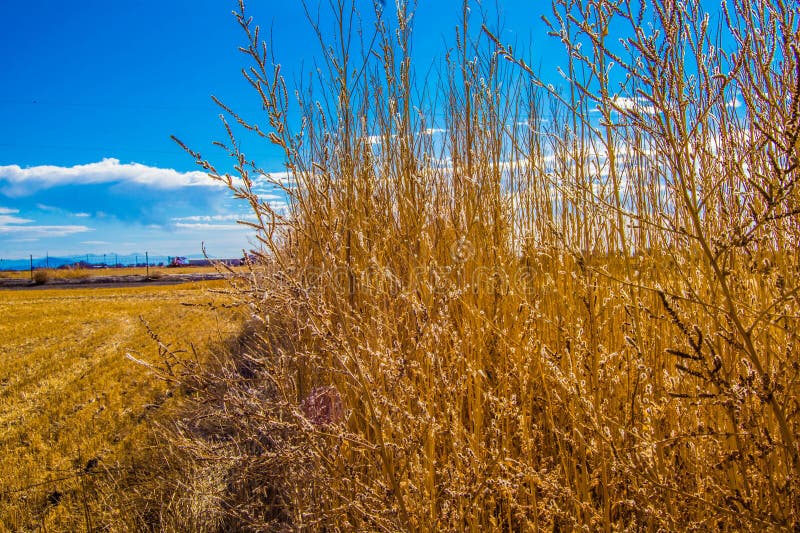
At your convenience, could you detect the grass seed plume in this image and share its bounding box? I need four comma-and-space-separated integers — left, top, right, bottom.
112, 0, 800, 530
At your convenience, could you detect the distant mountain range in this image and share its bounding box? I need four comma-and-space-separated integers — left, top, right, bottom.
0, 253, 241, 271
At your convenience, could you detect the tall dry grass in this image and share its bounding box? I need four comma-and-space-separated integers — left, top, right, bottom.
143, 0, 800, 530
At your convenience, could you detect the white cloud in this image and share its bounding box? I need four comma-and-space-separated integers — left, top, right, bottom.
0, 206, 92, 240
0, 158, 222, 196
0, 214, 33, 225
364, 129, 444, 144
259, 193, 285, 201
172, 213, 257, 223
81, 240, 112, 246
35, 204, 94, 218
611, 97, 657, 115
0, 224, 91, 238
174, 222, 246, 230
726, 98, 742, 109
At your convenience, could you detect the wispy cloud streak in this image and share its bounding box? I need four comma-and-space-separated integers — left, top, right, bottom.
0, 224, 91, 237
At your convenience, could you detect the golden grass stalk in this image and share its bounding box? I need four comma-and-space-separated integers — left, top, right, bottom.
155, 0, 800, 530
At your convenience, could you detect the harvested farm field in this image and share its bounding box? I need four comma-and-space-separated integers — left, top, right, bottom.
0, 281, 244, 531
0, 266, 236, 289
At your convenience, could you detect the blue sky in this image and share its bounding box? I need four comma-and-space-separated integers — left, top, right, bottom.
0, 0, 553, 260
0, 1, 726, 261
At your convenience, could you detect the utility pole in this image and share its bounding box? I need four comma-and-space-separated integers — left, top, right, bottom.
46, 252, 49, 269
30, 254, 33, 280
146, 251, 149, 277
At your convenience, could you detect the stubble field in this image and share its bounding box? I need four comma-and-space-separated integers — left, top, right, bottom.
0, 281, 243, 531
0, 265, 235, 281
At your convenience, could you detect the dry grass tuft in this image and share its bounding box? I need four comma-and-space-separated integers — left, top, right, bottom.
130, 0, 800, 530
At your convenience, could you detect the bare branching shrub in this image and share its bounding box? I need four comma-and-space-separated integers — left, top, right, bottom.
142, 0, 800, 530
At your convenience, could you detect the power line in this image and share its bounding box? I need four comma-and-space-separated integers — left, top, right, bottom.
0, 98, 220, 112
